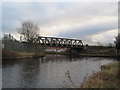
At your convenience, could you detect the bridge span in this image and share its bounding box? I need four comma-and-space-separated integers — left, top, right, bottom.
32, 36, 84, 48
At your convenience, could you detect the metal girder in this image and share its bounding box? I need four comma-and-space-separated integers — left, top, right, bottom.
32, 36, 84, 48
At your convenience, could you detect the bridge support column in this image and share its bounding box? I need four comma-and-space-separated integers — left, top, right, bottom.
69, 48, 84, 55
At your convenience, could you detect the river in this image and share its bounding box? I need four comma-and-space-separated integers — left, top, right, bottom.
2, 55, 116, 88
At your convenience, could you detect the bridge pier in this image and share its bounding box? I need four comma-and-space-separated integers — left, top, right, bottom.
70, 47, 84, 55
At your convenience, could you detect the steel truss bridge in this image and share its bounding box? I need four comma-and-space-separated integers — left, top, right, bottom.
32, 36, 84, 48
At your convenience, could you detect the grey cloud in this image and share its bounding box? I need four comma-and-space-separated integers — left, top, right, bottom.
58, 19, 117, 39
2, 2, 118, 44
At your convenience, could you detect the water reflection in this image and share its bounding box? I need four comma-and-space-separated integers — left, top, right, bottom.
2, 55, 116, 88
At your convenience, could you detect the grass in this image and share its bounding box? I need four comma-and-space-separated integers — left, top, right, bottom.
81, 62, 120, 88
2, 50, 45, 59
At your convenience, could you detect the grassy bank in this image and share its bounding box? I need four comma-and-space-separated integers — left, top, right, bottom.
46, 52, 118, 58
81, 62, 119, 88
2, 50, 45, 60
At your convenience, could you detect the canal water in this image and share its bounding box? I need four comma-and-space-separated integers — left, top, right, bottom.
2, 55, 116, 88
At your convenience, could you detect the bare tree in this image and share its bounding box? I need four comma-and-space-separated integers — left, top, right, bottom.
108, 43, 114, 47
115, 33, 120, 49
114, 33, 120, 60
18, 21, 40, 43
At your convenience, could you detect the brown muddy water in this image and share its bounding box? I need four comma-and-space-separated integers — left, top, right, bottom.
2, 55, 117, 88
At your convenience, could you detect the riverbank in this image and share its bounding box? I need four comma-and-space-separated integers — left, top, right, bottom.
81, 61, 119, 88
2, 50, 45, 60
47, 52, 118, 58
3, 52, 118, 60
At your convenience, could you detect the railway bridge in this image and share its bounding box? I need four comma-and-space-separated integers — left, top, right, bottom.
31, 36, 84, 54
32, 36, 84, 48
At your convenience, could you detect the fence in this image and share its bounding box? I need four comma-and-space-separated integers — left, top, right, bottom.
2, 34, 44, 53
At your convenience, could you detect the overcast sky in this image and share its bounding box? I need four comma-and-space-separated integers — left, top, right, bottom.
2, 1, 119, 45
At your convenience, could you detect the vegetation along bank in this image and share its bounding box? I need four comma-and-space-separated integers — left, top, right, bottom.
81, 62, 119, 88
